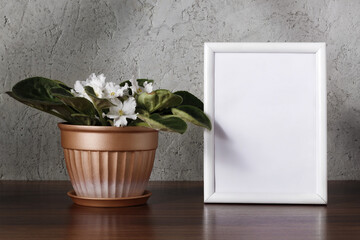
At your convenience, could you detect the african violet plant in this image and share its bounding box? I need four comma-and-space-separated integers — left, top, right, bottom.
6, 74, 211, 133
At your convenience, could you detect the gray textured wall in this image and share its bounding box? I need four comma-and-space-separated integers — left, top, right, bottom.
0, 0, 359, 180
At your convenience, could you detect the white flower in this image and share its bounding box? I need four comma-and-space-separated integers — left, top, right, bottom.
71, 80, 92, 102
143, 81, 153, 93
106, 97, 137, 127
84, 73, 106, 98
104, 82, 128, 98
130, 77, 153, 95
71, 73, 107, 100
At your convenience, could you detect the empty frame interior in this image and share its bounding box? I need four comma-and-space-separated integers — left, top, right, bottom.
214, 52, 317, 195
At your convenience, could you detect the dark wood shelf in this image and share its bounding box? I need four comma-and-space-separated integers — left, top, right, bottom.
0, 181, 359, 239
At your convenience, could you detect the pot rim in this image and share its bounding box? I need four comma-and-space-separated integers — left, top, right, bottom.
58, 122, 158, 133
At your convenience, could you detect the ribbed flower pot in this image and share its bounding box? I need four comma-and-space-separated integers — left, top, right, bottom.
58, 123, 158, 207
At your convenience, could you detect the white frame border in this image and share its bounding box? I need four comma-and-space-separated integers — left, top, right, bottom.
204, 42, 327, 204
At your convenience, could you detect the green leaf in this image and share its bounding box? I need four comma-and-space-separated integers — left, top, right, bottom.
137, 89, 183, 113
6, 91, 76, 122
8, 77, 90, 123
50, 87, 73, 97
51, 87, 98, 117
9, 77, 75, 121
12, 77, 66, 105
134, 121, 152, 127
8, 77, 102, 125
136, 79, 154, 88
137, 113, 187, 134
128, 118, 151, 127
53, 80, 72, 91
171, 105, 212, 130
136, 108, 150, 117
70, 113, 97, 126
174, 91, 204, 110
84, 86, 114, 125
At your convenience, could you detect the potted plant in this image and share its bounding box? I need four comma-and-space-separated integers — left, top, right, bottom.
7, 74, 211, 207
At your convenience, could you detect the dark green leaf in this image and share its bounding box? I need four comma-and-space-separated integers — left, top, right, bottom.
50, 87, 73, 97
137, 113, 187, 134
136, 108, 150, 117
134, 121, 152, 127
174, 91, 204, 110
171, 105, 211, 130
12, 77, 65, 105
137, 89, 183, 113
70, 113, 98, 126
9, 77, 103, 125
128, 118, 151, 128
84, 86, 114, 125
53, 80, 72, 91
6, 91, 75, 122
51, 87, 98, 117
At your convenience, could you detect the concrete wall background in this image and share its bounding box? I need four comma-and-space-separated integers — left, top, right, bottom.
0, 0, 359, 180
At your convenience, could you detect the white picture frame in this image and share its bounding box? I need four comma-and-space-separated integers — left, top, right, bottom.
204, 42, 327, 204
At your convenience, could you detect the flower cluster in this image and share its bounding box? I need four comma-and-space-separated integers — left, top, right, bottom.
71, 73, 153, 127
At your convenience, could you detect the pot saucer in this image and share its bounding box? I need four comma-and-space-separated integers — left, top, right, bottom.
67, 190, 152, 207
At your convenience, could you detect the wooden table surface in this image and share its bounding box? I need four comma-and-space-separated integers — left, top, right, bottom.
0, 181, 359, 240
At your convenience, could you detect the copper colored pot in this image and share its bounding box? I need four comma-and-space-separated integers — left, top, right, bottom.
58, 123, 158, 198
